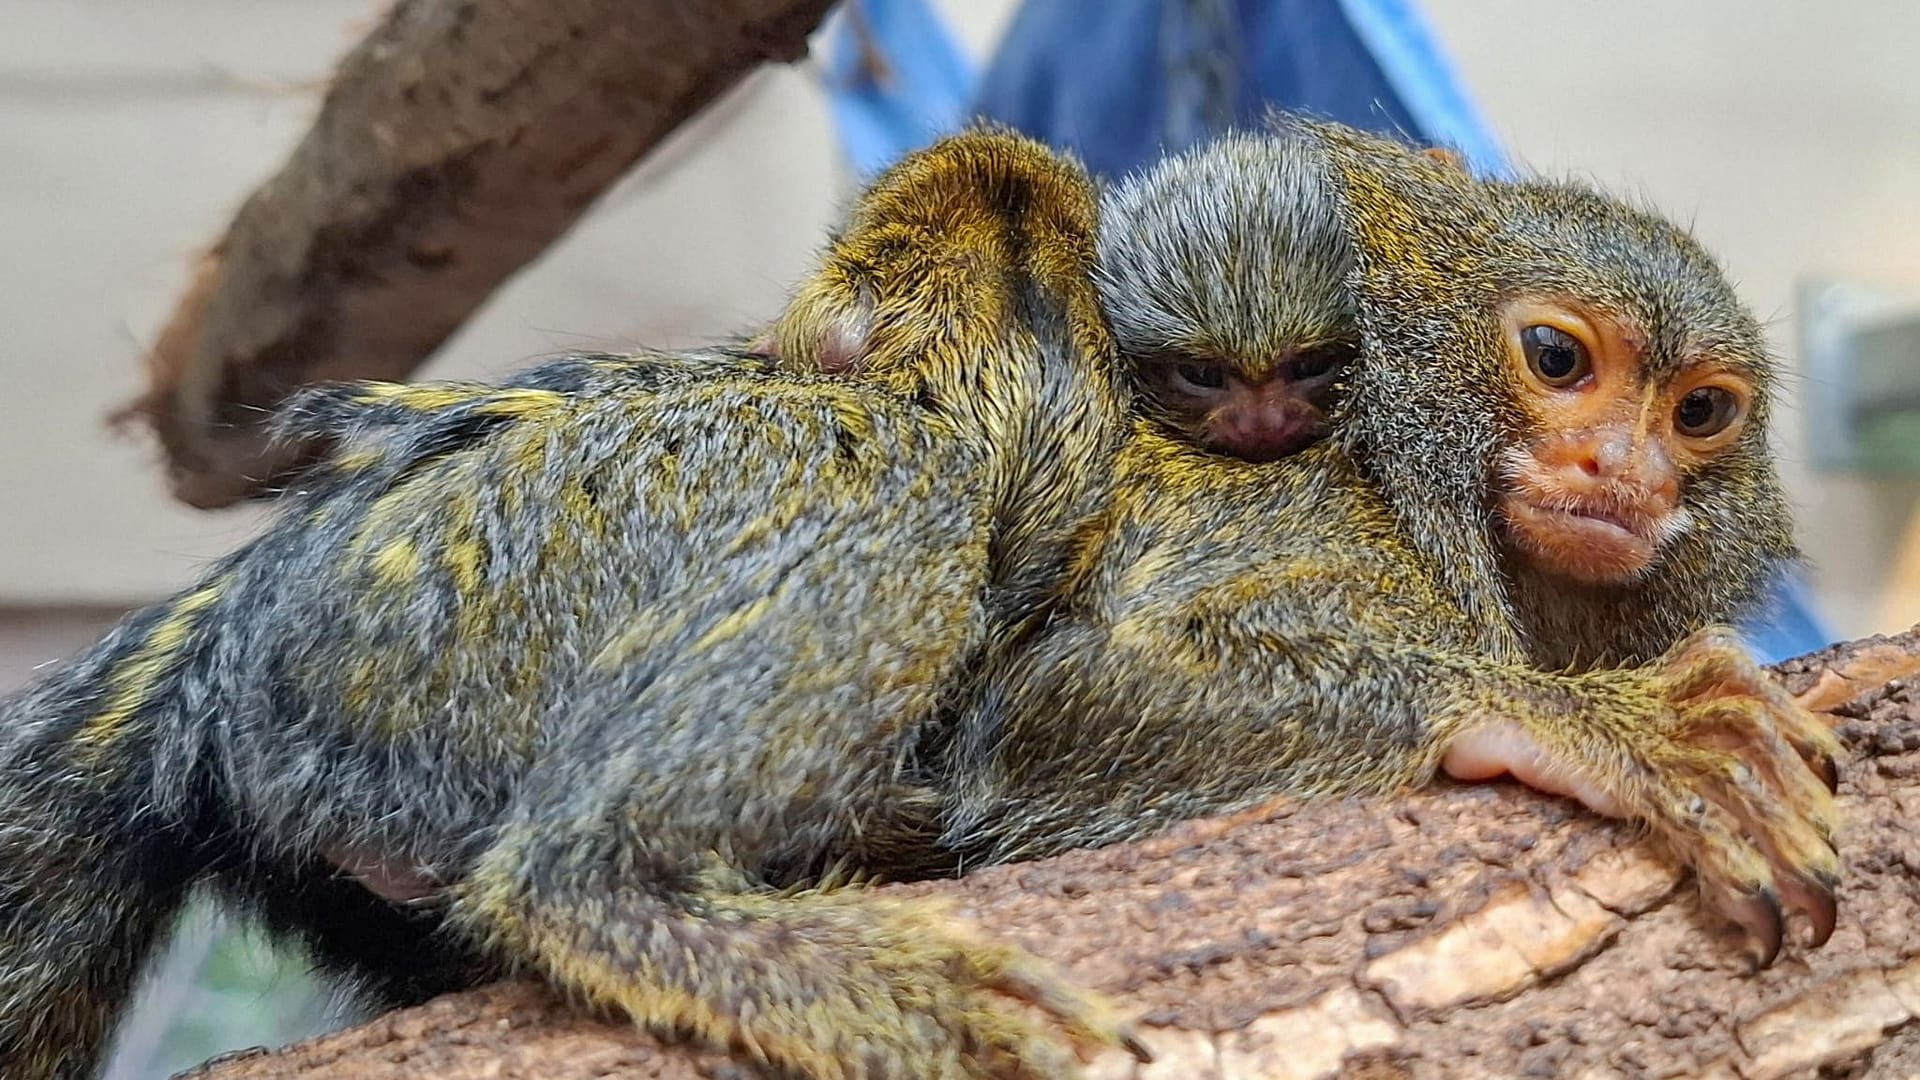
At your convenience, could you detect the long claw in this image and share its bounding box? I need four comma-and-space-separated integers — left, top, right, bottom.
1815, 752, 1840, 794
1800, 869, 1840, 947
1739, 888, 1785, 969
1122, 1034, 1155, 1064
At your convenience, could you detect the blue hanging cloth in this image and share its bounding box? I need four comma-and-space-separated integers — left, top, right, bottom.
823, 0, 1502, 177
971, 0, 1504, 178
819, 0, 1831, 662
821, 0, 978, 177
1332, 0, 1506, 175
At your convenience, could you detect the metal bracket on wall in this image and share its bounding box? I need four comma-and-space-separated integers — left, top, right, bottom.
1800, 279, 1920, 475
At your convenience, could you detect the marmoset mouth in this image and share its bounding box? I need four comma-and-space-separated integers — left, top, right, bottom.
1561, 503, 1640, 534
1501, 496, 1661, 583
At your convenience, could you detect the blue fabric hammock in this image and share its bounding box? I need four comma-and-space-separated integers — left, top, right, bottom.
819, 0, 1830, 662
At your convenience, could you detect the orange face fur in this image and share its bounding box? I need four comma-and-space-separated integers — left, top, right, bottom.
1137, 343, 1352, 462
1495, 297, 1753, 584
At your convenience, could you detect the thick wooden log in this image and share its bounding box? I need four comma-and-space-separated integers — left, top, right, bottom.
121, 0, 837, 509
183, 628, 1920, 1079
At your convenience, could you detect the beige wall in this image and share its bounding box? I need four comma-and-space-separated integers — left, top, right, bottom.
0, 608, 123, 695
2, 1, 1916, 637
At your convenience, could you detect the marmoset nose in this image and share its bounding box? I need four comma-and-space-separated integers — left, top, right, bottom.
1214, 401, 1327, 462
1574, 433, 1632, 479
1548, 429, 1676, 501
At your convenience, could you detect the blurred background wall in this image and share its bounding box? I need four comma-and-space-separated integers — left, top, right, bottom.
1, 0, 1918, 1070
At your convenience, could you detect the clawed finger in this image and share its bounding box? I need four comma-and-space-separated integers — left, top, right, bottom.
969, 943, 1149, 1064
1660, 629, 1759, 702
1752, 678, 1847, 791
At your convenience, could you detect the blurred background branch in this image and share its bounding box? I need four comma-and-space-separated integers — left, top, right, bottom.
118, 0, 836, 509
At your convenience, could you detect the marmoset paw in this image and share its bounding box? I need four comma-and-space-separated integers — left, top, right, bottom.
1638, 628, 1841, 966
711, 892, 1147, 1080
1442, 628, 1840, 967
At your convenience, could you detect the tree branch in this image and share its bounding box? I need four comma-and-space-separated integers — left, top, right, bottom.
184, 627, 1920, 1079
119, 0, 838, 508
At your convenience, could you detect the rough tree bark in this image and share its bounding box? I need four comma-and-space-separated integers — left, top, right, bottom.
120, 0, 838, 509
183, 628, 1920, 1080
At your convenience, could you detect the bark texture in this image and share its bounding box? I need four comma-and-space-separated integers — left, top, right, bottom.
183, 628, 1920, 1080
121, 0, 837, 508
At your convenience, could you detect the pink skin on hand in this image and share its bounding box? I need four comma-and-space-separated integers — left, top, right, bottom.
1442, 723, 1625, 818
